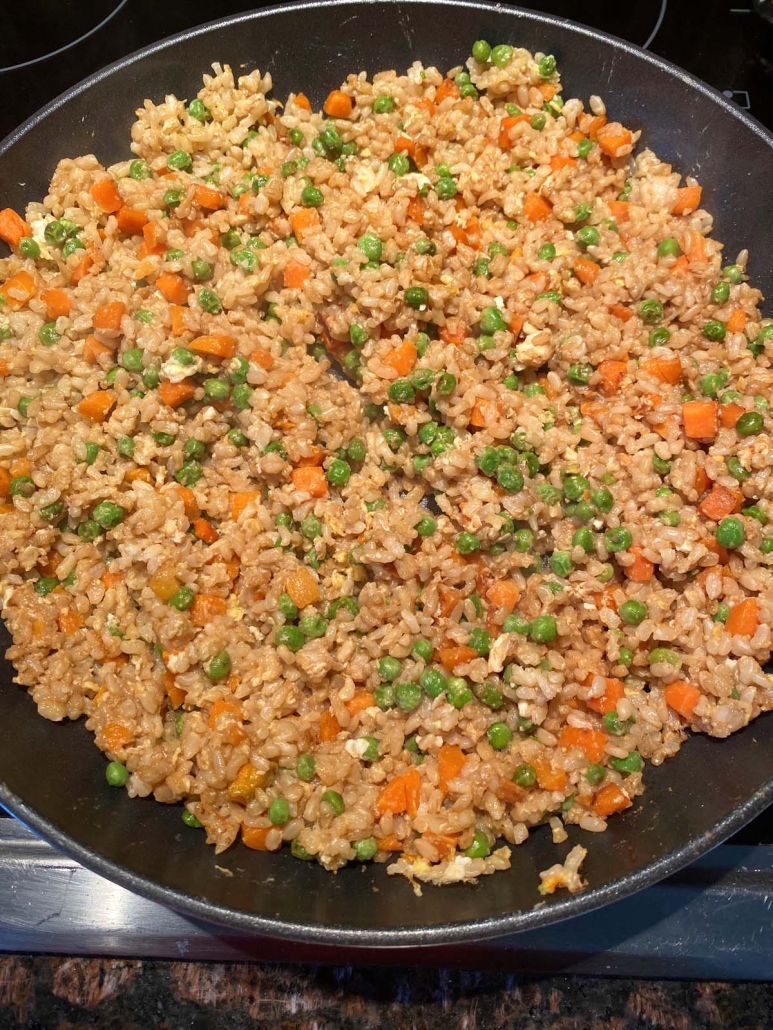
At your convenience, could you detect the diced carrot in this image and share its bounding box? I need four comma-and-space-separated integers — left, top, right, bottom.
725, 598, 761, 638
625, 546, 655, 583
465, 216, 481, 246
241, 826, 273, 851
168, 306, 187, 337
323, 89, 353, 118
672, 185, 702, 215
345, 691, 375, 716
283, 258, 309, 289
289, 208, 320, 243
597, 359, 627, 396
523, 192, 552, 222
539, 82, 557, 101
558, 726, 608, 764
485, 579, 521, 612
376, 767, 421, 817
439, 320, 468, 347
93, 300, 126, 331
285, 566, 320, 609
407, 195, 426, 225
115, 207, 148, 235
294, 92, 312, 111
250, 347, 274, 370
102, 569, 124, 591
192, 517, 219, 544
586, 676, 626, 715
125, 467, 152, 483
683, 399, 718, 440
231, 490, 261, 520
669, 255, 690, 279
410, 96, 437, 118
297, 445, 325, 467
663, 680, 702, 719
437, 645, 478, 671
0, 359, 7, 377
156, 273, 189, 305
569, 130, 585, 142
469, 397, 498, 428
439, 745, 469, 791
0, 270, 37, 310
448, 224, 469, 248
167, 482, 199, 521
437, 583, 461, 618
702, 536, 729, 565
40, 289, 71, 320
435, 78, 460, 104
533, 759, 568, 792
291, 465, 328, 497
587, 114, 608, 140
593, 783, 632, 817
574, 256, 600, 285
90, 177, 123, 213
509, 314, 524, 337
208, 698, 241, 729
597, 126, 633, 157
697, 483, 744, 521
192, 183, 227, 210
0, 208, 32, 249
422, 832, 459, 859
0, 468, 11, 499
394, 135, 416, 157
727, 308, 748, 334
189, 334, 235, 359
608, 199, 631, 222
640, 353, 682, 385
376, 833, 403, 852
496, 779, 524, 804
165, 671, 187, 710
719, 402, 743, 429
604, 305, 631, 325
312, 709, 340, 743
550, 155, 577, 171
498, 113, 529, 148
694, 467, 712, 495
158, 379, 196, 408
685, 230, 706, 264
382, 338, 418, 377
142, 220, 165, 255
10, 457, 30, 479
77, 390, 115, 423
102, 722, 132, 751
81, 334, 111, 365
58, 609, 83, 635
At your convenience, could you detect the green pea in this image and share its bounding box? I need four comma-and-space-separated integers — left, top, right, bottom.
197, 288, 221, 314
572, 526, 594, 552
91, 500, 125, 529
207, 650, 232, 681
388, 379, 416, 404
472, 39, 492, 62
585, 763, 606, 786
383, 427, 405, 451
105, 761, 129, 786
373, 94, 397, 115
619, 599, 647, 626
473, 257, 491, 279
605, 526, 632, 552
736, 411, 764, 436
513, 762, 536, 787
497, 465, 524, 494
464, 828, 491, 859
187, 97, 211, 122
388, 152, 411, 176
446, 677, 474, 708
576, 225, 599, 249
113, 434, 135, 460
550, 551, 574, 577
420, 668, 447, 698
658, 510, 681, 527
378, 655, 402, 682
639, 299, 664, 324
394, 681, 422, 710
168, 586, 195, 611
529, 615, 557, 643
610, 751, 643, 775
651, 454, 671, 477
276, 625, 304, 652
129, 159, 152, 180
716, 516, 745, 549
229, 247, 257, 272
351, 836, 377, 862
486, 722, 512, 750
720, 263, 743, 284
299, 614, 328, 639
510, 529, 532, 555
435, 372, 457, 396
711, 280, 731, 305
414, 516, 436, 538
467, 627, 490, 657
455, 531, 480, 555
76, 519, 101, 542
591, 487, 614, 513
657, 237, 680, 258
268, 797, 290, 826
44, 218, 81, 244
153, 432, 174, 448
404, 285, 430, 310
743, 505, 768, 525
276, 592, 299, 621
479, 306, 507, 334
601, 711, 630, 736
537, 242, 556, 262
322, 790, 345, 815
231, 384, 253, 411
167, 149, 192, 172
61, 236, 86, 260
563, 474, 589, 501
326, 458, 351, 488
476, 683, 504, 709
618, 647, 634, 666
565, 362, 593, 387
300, 184, 323, 208
38, 322, 61, 346
174, 461, 203, 488
538, 54, 557, 77
435, 176, 458, 200
761, 538, 773, 554
648, 647, 680, 667
574, 138, 593, 160
17, 235, 40, 260
702, 319, 727, 342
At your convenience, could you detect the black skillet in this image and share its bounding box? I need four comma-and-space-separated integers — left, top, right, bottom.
1, 0, 772, 947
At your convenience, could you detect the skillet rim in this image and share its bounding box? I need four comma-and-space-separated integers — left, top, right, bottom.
1, 0, 773, 947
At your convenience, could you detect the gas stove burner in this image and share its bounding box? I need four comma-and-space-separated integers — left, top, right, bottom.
0, 0, 128, 73
531, 0, 669, 50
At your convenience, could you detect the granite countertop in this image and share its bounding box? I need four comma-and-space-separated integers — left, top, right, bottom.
1, 957, 771, 1029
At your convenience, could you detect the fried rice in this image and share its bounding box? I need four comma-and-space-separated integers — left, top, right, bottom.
0, 40, 771, 892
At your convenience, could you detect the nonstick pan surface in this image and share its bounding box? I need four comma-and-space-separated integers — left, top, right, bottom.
1, 0, 772, 947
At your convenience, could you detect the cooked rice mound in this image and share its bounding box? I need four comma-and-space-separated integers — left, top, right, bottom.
1, 45, 771, 890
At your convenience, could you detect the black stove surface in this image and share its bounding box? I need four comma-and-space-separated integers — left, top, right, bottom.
1, 0, 772, 142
